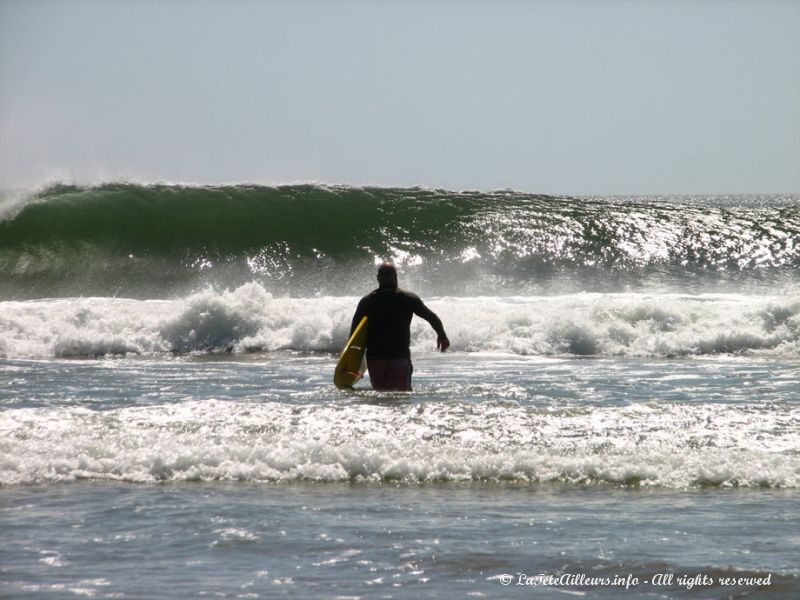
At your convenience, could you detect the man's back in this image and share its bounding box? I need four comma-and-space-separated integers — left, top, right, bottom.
354, 287, 437, 359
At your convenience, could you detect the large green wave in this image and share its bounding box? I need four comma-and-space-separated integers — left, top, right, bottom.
1, 183, 798, 299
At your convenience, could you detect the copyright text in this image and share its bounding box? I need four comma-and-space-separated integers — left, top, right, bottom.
493, 572, 773, 590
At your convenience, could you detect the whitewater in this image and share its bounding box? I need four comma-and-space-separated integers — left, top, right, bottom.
3, 285, 800, 359
1, 183, 799, 598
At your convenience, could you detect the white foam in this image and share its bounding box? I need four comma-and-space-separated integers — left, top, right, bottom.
0, 284, 353, 358
0, 188, 33, 223
1, 399, 797, 488
1, 284, 800, 358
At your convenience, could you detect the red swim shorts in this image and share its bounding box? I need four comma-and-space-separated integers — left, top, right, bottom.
366, 358, 413, 391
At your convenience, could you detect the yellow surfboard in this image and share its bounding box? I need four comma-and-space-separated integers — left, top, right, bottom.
334, 316, 368, 389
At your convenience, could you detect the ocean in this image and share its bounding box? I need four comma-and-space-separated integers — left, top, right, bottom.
1, 183, 799, 598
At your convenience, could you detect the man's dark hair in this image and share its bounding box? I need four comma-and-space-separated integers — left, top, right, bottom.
377, 262, 397, 276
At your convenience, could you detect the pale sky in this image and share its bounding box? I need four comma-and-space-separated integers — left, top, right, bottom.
1, 0, 799, 195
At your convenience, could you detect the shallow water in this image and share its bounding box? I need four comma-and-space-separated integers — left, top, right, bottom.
2, 353, 798, 598
2, 482, 797, 599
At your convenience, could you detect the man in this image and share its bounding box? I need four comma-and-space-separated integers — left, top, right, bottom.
350, 262, 449, 391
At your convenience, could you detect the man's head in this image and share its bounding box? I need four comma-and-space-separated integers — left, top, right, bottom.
377, 262, 398, 288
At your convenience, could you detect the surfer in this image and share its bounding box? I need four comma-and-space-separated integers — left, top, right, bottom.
350, 262, 449, 391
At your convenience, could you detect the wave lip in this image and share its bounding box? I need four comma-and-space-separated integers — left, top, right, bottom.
1, 183, 798, 298
2, 400, 797, 488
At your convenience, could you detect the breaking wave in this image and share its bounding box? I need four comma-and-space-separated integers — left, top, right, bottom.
2, 282, 800, 359
1, 182, 798, 298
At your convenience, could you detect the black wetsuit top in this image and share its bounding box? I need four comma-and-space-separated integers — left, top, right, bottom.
350, 287, 446, 360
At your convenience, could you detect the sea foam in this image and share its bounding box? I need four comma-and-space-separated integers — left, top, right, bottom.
1, 399, 797, 487
1, 283, 800, 359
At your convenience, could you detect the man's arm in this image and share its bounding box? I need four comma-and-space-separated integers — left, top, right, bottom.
350, 297, 367, 336
411, 296, 450, 352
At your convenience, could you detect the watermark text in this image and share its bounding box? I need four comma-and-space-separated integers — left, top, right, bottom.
493, 572, 773, 591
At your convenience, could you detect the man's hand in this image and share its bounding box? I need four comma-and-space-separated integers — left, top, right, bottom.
437, 335, 450, 352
